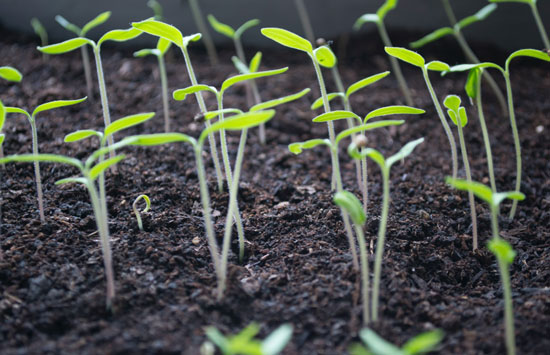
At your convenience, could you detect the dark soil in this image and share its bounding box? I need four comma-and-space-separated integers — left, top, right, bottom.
1, 26, 549, 354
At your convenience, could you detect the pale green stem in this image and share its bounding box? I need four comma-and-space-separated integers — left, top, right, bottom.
294, 0, 316, 44
30, 118, 45, 223
188, 0, 219, 66
354, 223, 370, 325
98, 140, 107, 225
441, 0, 457, 25
491, 205, 500, 239
216, 95, 233, 186
81, 46, 94, 102
377, 22, 414, 106
362, 154, 368, 216
475, 75, 497, 193
503, 73, 521, 220
456, 123, 478, 250
422, 68, 458, 179
530, 2, 550, 49
93, 47, 115, 160
158, 54, 170, 132
180, 46, 224, 191
498, 256, 516, 355
341, 94, 364, 212
372, 167, 390, 322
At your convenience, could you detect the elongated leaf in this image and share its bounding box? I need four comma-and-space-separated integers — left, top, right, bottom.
249, 51, 262, 72
314, 46, 337, 68
90, 154, 125, 180
133, 48, 157, 58
261, 324, 293, 355
457, 4, 497, 30
386, 137, 424, 168
447, 110, 459, 127
448, 62, 503, 73
402, 330, 444, 355
288, 139, 330, 154
105, 112, 155, 137
205, 327, 230, 354
445, 177, 493, 205
5, 106, 30, 118
98, 27, 142, 46
488, 238, 516, 265
364, 105, 424, 122
203, 108, 244, 120
425, 60, 450, 72
157, 37, 172, 55
377, 0, 398, 21
250, 88, 310, 112
207, 14, 235, 38
221, 67, 288, 93
493, 191, 525, 207
88, 136, 140, 165
0, 153, 82, 169
38, 38, 92, 54
33, 97, 87, 117
353, 14, 380, 30
359, 329, 403, 355
132, 19, 184, 48
313, 110, 362, 124
311, 93, 344, 110
334, 190, 366, 226
64, 129, 102, 143
336, 120, 404, 145
489, 0, 532, 5
129, 133, 196, 146
465, 68, 481, 99
56, 177, 88, 185
385, 47, 425, 67
235, 19, 260, 39
182, 33, 202, 47
346, 71, 390, 99
0, 66, 22, 82
410, 27, 454, 49
506, 49, 550, 69
200, 110, 276, 144
173, 85, 218, 101
261, 27, 312, 54
55, 15, 81, 35
81, 11, 111, 36
360, 148, 386, 168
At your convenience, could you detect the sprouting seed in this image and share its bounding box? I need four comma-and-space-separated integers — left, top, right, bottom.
133, 194, 151, 231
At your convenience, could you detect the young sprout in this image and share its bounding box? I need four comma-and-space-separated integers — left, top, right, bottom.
385, 47, 459, 180
490, 0, 549, 48
446, 177, 525, 355
30, 18, 48, 61
133, 194, 151, 231
293, 0, 316, 43
134, 38, 173, 132
443, 95, 478, 250
349, 328, 444, 355
334, 190, 370, 324
354, 0, 414, 106
349, 137, 424, 322
447, 48, 550, 219
187, 0, 219, 66
410, 2, 507, 115
55, 11, 111, 101
39, 22, 142, 160
147, 0, 163, 20
131, 19, 224, 191
205, 323, 293, 355
0, 66, 23, 82
5, 97, 87, 222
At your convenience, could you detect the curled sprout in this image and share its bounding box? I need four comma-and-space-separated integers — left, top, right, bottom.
133, 194, 151, 231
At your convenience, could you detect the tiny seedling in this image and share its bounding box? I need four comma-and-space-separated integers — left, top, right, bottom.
147, 0, 163, 20
385, 47, 459, 180
334, 190, 370, 325
30, 18, 48, 61
205, 323, 293, 355
446, 177, 525, 355
490, 0, 549, 49
349, 137, 424, 322
133, 194, 151, 231
55, 11, 111, 101
447, 48, 550, 219
443, 95, 478, 250
5, 97, 87, 222
354, 0, 414, 106
410, 2, 507, 115
349, 328, 444, 355
187, 0, 219, 65
134, 38, 173, 131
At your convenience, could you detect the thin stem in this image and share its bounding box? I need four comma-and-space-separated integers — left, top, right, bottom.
216, 95, 233, 186
354, 224, 370, 325
232, 129, 247, 263
530, 2, 550, 49
503, 73, 521, 220
372, 167, 390, 322
93, 47, 115, 160
441, 0, 457, 25
498, 257, 516, 355
294, 0, 316, 44
342, 96, 363, 204
491, 205, 500, 240
81, 46, 94, 102
30, 119, 45, 223
158, 54, 171, 132
422, 68, 458, 180
378, 22, 414, 106
188, 0, 219, 66
362, 154, 368, 216
457, 123, 478, 250
475, 75, 497, 193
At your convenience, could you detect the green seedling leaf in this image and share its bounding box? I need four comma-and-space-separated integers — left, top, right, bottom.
232, 56, 249, 74
353, 14, 380, 30
90, 154, 126, 180
457, 4, 498, 30
31, 18, 47, 41
38, 38, 92, 54
33, 97, 87, 117
493, 191, 525, 207
173, 85, 218, 101
221, 67, 288, 93
445, 177, 493, 205
231, 322, 261, 346
443, 95, 461, 113
288, 138, 330, 154
334, 190, 366, 226
313, 110, 362, 124
205, 327, 230, 354
147, 0, 163, 20
132, 19, 184, 48
250, 88, 310, 112
133, 48, 158, 57
55, 177, 88, 186
235, 19, 261, 39
207, 14, 235, 38
261, 324, 293, 355
348, 343, 370, 355
0, 134, 5, 146
249, 52, 262, 72
98, 27, 142, 47
55, 15, 81, 35
359, 148, 386, 167
129, 133, 196, 146
402, 330, 444, 355
314, 46, 337, 68
359, 329, 403, 355
261, 27, 313, 54
105, 112, 155, 137
385, 47, 425, 67
377, 0, 398, 21
425, 60, 450, 72
448, 62, 503, 73
386, 137, 424, 168
311, 93, 343, 110
5, 106, 30, 118
444, 95, 468, 128
200, 110, 276, 144
0, 100, 5, 132
337, 120, 404, 145
488, 238, 516, 265
157, 37, 172, 54
64, 129, 102, 143
0, 153, 82, 169
364, 105, 425, 122
345, 71, 390, 99
506, 49, 550, 67
203, 108, 244, 120
81, 11, 111, 36
183, 33, 202, 47
489, 0, 533, 5
465, 68, 481, 99
0, 66, 23, 82
410, 27, 454, 49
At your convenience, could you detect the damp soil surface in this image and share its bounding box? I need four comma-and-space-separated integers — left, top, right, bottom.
1, 27, 549, 354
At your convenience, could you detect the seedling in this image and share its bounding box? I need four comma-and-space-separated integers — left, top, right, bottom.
490, 0, 549, 48
5, 97, 87, 222
446, 177, 525, 355
443, 95, 478, 250
187, 0, 219, 65
0, 66, 23, 82
132, 19, 224, 191
334, 190, 370, 324
410, 2, 507, 114
205, 322, 293, 355
30, 18, 48, 61
134, 38, 173, 131
349, 328, 444, 355
446, 48, 550, 219
147, 0, 163, 20
133, 194, 151, 231
349, 137, 424, 321
354, 0, 414, 106
385, 47, 459, 180
55, 11, 111, 101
